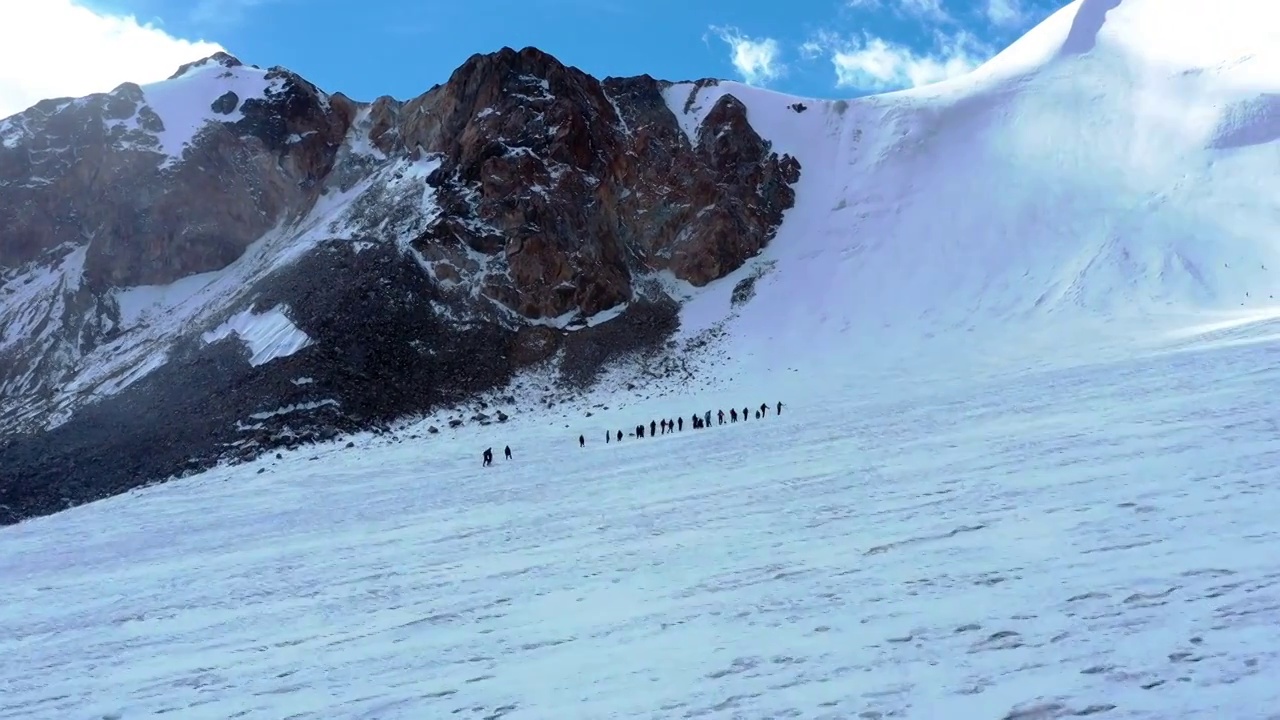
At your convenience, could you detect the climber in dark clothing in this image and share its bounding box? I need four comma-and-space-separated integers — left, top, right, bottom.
718, 410, 725, 425
482, 448, 493, 467
650, 420, 656, 436
638, 424, 645, 438
660, 419, 668, 434
730, 408, 738, 422
606, 431, 610, 444
760, 402, 768, 416
742, 407, 749, 421
617, 430, 623, 442
777, 401, 783, 414
705, 410, 712, 426
677, 417, 683, 431
504, 445, 512, 460
579, 434, 585, 447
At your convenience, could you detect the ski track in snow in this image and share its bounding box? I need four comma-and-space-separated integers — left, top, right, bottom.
3, 333, 1280, 720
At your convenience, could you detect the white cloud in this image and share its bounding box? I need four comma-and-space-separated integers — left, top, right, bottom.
898, 0, 949, 22
0, 0, 224, 119
709, 25, 785, 86
986, 0, 1027, 27
817, 31, 990, 92
846, 0, 950, 22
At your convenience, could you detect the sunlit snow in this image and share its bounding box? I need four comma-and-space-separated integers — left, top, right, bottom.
139, 60, 284, 169
3, 0, 1280, 717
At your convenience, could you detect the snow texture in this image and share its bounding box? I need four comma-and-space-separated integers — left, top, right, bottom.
3, 329, 1280, 719
4, 0, 1280, 716
201, 305, 314, 367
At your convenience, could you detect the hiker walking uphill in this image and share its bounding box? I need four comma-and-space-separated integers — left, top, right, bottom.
730, 408, 738, 423
482, 448, 493, 467
760, 402, 768, 417
777, 401, 783, 414
504, 445, 512, 460
617, 430, 623, 442
650, 420, 657, 437
677, 417, 683, 431
718, 409, 724, 425
579, 434, 585, 448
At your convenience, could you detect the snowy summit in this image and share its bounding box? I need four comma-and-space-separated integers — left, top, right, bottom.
3, 0, 1280, 718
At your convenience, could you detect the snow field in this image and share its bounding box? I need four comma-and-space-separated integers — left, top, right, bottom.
3, 330, 1280, 719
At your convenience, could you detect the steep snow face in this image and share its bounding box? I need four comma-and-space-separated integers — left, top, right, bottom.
136, 61, 286, 169
664, 0, 1280, 385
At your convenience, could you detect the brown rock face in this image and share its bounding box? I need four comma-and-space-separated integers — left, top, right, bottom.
381, 47, 800, 320
0, 46, 797, 316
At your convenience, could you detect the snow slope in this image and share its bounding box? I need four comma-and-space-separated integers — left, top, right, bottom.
665, 0, 1280, 384
4, 2, 1280, 716
3, 318, 1280, 719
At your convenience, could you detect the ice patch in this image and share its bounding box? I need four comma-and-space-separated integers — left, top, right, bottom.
202, 305, 314, 367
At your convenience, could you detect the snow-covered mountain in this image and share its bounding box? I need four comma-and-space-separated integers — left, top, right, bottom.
3, 0, 1278, 526
666, 0, 1280, 387
4, 1, 1280, 715
0, 49, 799, 523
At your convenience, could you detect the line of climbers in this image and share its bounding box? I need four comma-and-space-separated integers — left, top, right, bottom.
486, 402, 787, 463
578, 401, 783, 447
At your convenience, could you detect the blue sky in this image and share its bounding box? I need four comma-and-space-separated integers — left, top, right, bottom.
7, 0, 1061, 117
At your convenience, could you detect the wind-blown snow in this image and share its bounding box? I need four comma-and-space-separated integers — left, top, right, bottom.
201, 305, 313, 367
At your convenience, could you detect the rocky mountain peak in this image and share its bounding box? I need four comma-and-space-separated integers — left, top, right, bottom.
0, 45, 803, 525
168, 51, 247, 80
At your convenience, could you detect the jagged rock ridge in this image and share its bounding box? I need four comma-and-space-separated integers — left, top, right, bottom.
0, 46, 802, 525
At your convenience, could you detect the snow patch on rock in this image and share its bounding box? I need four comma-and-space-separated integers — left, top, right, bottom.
202, 305, 313, 367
